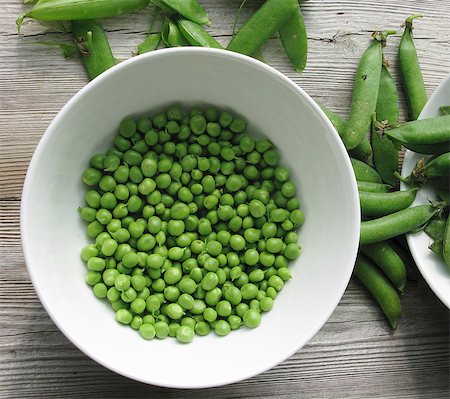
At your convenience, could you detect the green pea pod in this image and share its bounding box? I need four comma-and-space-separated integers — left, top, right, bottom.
342, 31, 396, 150
17, 0, 150, 30
398, 15, 427, 121
227, 0, 298, 57
435, 188, 450, 202
177, 19, 223, 48
383, 115, 450, 155
278, 1, 307, 72
158, 0, 210, 26
429, 239, 443, 255
372, 118, 398, 186
361, 241, 407, 292
349, 136, 373, 164
351, 158, 382, 183
424, 218, 446, 241
357, 181, 392, 193
150, 0, 176, 13
427, 176, 450, 191
360, 205, 439, 245
354, 255, 402, 329
319, 104, 372, 163
162, 17, 189, 47
72, 20, 116, 80
360, 188, 418, 217
376, 63, 399, 126
421, 153, 450, 178
440, 106, 450, 116
443, 214, 450, 268
137, 33, 161, 55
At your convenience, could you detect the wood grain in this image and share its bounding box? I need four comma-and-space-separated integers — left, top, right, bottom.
1, 0, 449, 398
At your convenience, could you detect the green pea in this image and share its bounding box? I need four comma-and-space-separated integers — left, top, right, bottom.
243, 309, 261, 328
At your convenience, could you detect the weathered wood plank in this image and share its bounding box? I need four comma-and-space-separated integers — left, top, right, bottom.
1, 0, 450, 397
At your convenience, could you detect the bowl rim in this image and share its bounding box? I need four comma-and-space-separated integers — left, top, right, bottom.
20, 47, 360, 388
402, 72, 450, 309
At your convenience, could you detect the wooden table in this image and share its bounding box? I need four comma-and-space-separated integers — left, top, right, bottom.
1, 1, 449, 397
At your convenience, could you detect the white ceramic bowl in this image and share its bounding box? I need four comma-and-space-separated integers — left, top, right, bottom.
401, 74, 450, 309
21, 48, 360, 388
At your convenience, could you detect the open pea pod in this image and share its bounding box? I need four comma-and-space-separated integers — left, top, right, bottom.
162, 17, 189, 47
177, 18, 223, 48
156, 0, 210, 26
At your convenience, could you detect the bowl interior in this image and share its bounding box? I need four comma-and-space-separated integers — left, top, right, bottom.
401, 74, 450, 308
21, 48, 360, 388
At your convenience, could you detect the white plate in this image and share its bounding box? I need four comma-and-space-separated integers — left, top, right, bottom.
401, 74, 450, 309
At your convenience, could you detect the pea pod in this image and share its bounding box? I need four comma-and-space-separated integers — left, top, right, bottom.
424, 218, 446, 240
278, 1, 307, 72
359, 188, 418, 217
319, 104, 372, 163
157, 0, 210, 26
415, 153, 450, 180
227, 0, 298, 57
342, 31, 396, 150
383, 115, 450, 155
357, 181, 392, 193
177, 19, 223, 49
72, 20, 116, 80
351, 158, 382, 183
371, 120, 398, 186
435, 188, 450, 202
137, 33, 161, 55
443, 214, 450, 268
17, 0, 150, 29
354, 255, 402, 329
376, 62, 400, 126
398, 15, 427, 121
361, 241, 407, 292
162, 17, 189, 47
360, 205, 439, 245
440, 106, 450, 116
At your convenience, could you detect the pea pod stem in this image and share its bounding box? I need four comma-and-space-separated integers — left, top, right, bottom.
278, 1, 307, 72
17, 0, 150, 31
360, 205, 439, 245
72, 20, 116, 80
359, 188, 418, 217
398, 15, 427, 121
354, 255, 402, 329
361, 241, 407, 292
227, 0, 298, 57
342, 31, 396, 150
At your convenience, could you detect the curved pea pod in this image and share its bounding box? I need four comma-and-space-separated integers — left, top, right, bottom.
72, 20, 116, 80
429, 239, 443, 256
384, 115, 450, 155
227, 0, 298, 57
137, 33, 161, 55
357, 181, 392, 193
278, 1, 307, 72
361, 241, 407, 292
440, 106, 450, 116
342, 31, 396, 150
319, 104, 372, 163
177, 19, 223, 49
359, 188, 418, 217
157, 0, 210, 26
376, 63, 400, 126
443, 214, 450, 268
351, 158, 382, 183
162, 17, 189, 47
17, 0, 150, 29
398, 15, 427, 121
354, 255, 402, 329
425, 218, 446, 240
360, 205, 439, 245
